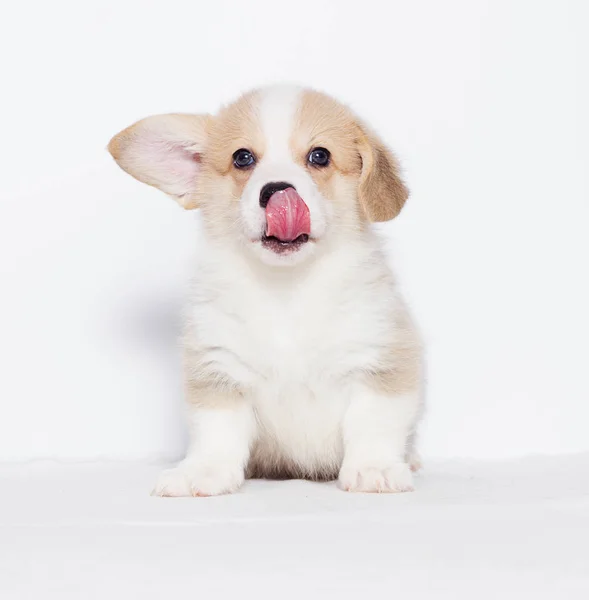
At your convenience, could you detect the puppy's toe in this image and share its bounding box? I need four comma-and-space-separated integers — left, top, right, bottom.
152, 467, 193, 497
338, 461, 414, 494
152, 462, 244, 497
407, 452, 423, 473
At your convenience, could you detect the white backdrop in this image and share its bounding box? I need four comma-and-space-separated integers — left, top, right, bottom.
1, 0, 587, 461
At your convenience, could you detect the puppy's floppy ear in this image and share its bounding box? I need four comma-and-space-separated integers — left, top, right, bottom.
357, 126, 409, 222
108, 114, 210, 209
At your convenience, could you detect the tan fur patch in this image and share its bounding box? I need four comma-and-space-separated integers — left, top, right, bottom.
294, 89, 408, 223
357, 128, 409, 221
202, 90, 265, 203
183, 343, 245, 408
293, 90, 362, 206
293, 91, 362, 174
369, 298, 423, 397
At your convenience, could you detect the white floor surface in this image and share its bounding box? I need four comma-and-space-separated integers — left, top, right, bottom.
1, 454, 588, 599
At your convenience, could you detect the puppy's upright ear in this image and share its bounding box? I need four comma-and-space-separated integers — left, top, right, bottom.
108, 114, 210, 209
357, 126, 409, 222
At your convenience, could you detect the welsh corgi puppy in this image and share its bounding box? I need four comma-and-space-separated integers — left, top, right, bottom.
108, 85, 423, 495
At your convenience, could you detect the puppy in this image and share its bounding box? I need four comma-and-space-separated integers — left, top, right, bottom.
108, 85, 423, 495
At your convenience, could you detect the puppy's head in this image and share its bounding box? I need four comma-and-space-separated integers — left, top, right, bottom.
108, 86, 408, 267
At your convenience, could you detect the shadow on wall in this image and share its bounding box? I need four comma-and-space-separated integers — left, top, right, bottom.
110, 290, 189, 461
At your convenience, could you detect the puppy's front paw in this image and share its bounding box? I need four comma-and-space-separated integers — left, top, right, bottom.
338, 461, 414, 493
152, 461, 245, 497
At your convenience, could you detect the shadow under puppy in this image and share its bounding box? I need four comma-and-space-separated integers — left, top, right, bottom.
108, 85, 423, 495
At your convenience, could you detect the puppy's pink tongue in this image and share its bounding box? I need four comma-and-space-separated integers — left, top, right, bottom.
265, 188, 311, 242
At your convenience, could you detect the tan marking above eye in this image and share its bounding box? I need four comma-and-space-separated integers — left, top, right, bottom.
206, 89, 265, 175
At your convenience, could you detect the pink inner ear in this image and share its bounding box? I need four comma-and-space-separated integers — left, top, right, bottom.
138, 132, 201, 197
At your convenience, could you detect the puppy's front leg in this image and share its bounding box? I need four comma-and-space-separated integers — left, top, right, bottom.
339, 382, 420, 493
154, 388, 256, 497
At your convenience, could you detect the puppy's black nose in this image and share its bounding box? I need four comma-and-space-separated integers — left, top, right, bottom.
259, 182, 295, 208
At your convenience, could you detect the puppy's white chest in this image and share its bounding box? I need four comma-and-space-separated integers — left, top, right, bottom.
189, 257, 392, 473
194, 267, 385, 386
236, 289, 373, 382
194, 288, 368, 466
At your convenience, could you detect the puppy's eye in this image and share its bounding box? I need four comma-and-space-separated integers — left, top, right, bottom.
233, 148, 256, 169
307, 147, 330, 167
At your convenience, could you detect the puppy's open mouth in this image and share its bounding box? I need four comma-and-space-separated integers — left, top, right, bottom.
261, 233, 310, 254
262, 188, 311, 254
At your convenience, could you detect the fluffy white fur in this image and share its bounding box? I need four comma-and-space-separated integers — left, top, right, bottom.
108, 85, 423, 495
